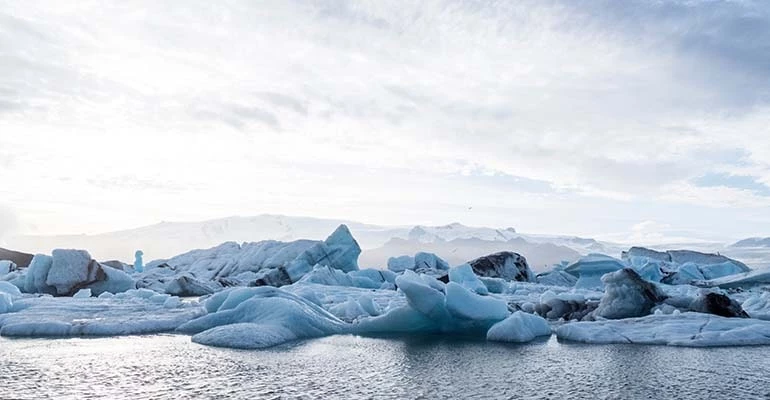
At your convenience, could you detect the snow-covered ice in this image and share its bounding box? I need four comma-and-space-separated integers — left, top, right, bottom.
486, 311, 551, 343
556, 313, 770, 346
564, 254, 626, 290
0, 290, 203, 337
176, 286, 347, 349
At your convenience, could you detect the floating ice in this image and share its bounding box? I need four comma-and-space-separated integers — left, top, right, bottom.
564, 254, 626, 290
0, 290, 203, 337
486, 311, 551, 343
73, 288, 92, 298
137, 224, 361, 292
556, 313, 770, 346
0, 260, 15, 275
134, 250, 144, 273
23, 254, 56, 295
46, 249, 98, 295
445, 282, 509, 321
177, 286, 346, 349
448, 264, 488, 295
592, 268, 667, 319
468, 251, 534, 282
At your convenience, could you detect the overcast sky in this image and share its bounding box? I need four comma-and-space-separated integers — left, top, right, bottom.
1, 0, 769, 242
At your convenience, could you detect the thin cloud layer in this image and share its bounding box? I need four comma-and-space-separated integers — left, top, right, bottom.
1, 0, 769, 239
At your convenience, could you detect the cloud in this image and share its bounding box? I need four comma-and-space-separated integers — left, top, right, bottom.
1, 1, 769, 237
694, 173, 770, 197
0, 205, 18, 242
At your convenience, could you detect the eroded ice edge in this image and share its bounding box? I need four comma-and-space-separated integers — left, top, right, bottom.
3, 225, 770, 349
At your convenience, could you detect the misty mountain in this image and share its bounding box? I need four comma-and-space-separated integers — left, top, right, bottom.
358, 237, 582, 272
7, 214, 613, 268
731, 238, 770, 248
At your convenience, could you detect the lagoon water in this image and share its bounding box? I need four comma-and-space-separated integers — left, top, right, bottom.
2, 334, 769, 399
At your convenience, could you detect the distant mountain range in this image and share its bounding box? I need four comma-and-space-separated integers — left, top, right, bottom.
731, 238, 770, 248
6, 214, 622, 270
6, 214, 770, 270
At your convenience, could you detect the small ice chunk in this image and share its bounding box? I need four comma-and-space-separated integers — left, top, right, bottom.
73, 289, 92, 298
486, 311, 551, 343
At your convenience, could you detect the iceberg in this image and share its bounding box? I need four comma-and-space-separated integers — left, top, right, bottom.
386, 252, 449, 274
623, 247, 750, 270
468, 251, 534, 282
387, 255, 414, 273
693, 268, 770, 289
0, 281, 20, 314
448, 264, 489, 295
564, 254, 626, 290
486, 311, 551, 343
591, 268, 667, 320
0, 260, 16, 275
536, 270, 577, 287
46, 249, 100, 295
0, 290, 203, 337
445, 282, 509, 321
23, 254, 56, 295
137, 224, 361, 293
176, 286, 347, 349
356, 265, 511, 336
556, 313, 770, 347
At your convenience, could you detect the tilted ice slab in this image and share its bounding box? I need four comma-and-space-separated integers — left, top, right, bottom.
0, 290, 204, 337
693, 268, 770, 289
556, 312, 770, 347
176, 286, 348, 349
487, 311, 552, 343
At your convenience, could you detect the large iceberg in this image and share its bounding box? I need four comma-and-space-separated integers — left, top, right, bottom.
137, 224, 361, 294
177, 287, 347, 349
6, 250, 136, 297
591, 268, 667, 320
622, 247, 751, 284
174, 264, 555, 349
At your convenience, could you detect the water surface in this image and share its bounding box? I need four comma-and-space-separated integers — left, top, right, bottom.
1, 334, 769, 399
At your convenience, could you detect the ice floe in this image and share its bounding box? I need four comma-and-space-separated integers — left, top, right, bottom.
556, 313, 770, 346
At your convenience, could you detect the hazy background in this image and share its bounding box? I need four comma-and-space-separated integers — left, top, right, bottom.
1, 0, 769, 245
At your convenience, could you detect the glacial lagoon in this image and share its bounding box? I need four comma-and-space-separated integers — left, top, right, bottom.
2, 334, 769, 400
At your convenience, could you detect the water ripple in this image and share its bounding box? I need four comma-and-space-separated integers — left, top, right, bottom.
1, 334, 770, 399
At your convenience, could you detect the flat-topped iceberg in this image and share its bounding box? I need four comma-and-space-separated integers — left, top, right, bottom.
556, 313, 770, 346
0, 289, 203, 337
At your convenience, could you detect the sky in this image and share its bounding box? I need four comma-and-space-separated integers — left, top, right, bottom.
1, 0, 770, 243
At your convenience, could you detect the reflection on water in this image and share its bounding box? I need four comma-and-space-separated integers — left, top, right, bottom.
1, 334, 769, 399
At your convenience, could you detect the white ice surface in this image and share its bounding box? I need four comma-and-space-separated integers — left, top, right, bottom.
46, 249, 95, 295
556, 312, 770, 346
177, 286, 347, 349
448, 264, 488, 295
0, 290, 203, 337
486, 311, 551, 343
565, 254, 626, 290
